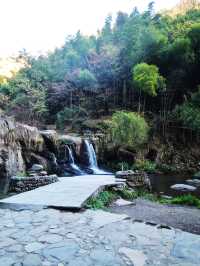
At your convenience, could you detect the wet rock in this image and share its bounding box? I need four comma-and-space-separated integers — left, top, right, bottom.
186, 179, 200, 186
30, 164, 44, 172
171, 184, 196, 192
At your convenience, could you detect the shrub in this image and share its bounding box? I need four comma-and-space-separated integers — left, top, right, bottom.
86, 191, 117, 209
110, 111, 149, 148
133, 159, 156, 173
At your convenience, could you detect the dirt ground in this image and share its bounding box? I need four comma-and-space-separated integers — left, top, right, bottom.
109, 198, 200, 235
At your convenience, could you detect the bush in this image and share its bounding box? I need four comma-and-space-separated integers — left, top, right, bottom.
133, 159, 156, 173
86, 191, 117, 209
110, 111, 149, 148
157, 163, 176, 174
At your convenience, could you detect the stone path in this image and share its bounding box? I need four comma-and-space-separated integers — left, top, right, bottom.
0, 175, 118, 209
0, 207, 200, 266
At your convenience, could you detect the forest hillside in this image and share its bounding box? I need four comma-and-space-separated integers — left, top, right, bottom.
1, 0, 200, 145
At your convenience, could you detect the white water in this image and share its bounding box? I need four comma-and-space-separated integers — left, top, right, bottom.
65, 145, 83, 174
84, 140, 109, 175
84, 140, 98, 168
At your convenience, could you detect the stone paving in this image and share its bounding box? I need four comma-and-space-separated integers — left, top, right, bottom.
0, 207, 200, 266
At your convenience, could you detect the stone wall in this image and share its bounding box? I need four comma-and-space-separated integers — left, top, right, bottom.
9, 175, 58, 193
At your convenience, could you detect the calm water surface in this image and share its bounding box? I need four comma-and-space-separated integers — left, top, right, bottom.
149, 173, 200, 198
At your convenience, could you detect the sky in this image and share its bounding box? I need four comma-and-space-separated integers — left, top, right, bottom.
0, 0, 180, 57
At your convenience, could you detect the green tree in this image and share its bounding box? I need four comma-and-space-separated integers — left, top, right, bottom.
133, 63, 165, 97
133, 63, 165, 112
110, 111, 149, 148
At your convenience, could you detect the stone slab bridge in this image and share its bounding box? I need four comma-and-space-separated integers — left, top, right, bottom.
0, 175, 122, 209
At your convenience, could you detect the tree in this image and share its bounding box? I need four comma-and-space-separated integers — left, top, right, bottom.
133, 63, 165, 112
72, 69, 97, 88
110, 111, 149, 148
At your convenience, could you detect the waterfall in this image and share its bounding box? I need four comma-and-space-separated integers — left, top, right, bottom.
58, 140, 111, 176
64, 145, 83, 175
66, 145, 75, 165
84, 140, 98, 168
84, 139, 109, 175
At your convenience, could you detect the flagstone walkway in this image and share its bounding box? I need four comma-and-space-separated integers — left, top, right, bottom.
0, 208, 200, 266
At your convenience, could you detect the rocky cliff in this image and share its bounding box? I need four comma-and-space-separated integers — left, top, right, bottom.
0, 116, 52, 193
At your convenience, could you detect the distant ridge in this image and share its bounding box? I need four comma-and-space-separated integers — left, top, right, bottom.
165, 0, 200, 16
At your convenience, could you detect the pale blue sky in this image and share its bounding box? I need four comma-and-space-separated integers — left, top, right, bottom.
0, 0, 179, 57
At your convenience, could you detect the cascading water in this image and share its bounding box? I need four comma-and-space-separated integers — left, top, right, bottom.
84, 140, 98, 168
64, 145, 84, 175
58, 139, 110, 176
84, 139, 109, 175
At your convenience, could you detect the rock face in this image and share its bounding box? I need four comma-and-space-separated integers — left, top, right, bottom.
0, 116, 57, 194
0, 117, 26, 193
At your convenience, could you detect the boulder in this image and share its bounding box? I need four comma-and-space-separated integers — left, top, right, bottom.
30, 164, 44, 172
116, 170, 135, 180
115, 170, 151, 190
171, 184, 197, 192
186, 179, 200, 186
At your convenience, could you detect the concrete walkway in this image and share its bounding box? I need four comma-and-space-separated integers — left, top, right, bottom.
0, 175, 119, 209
